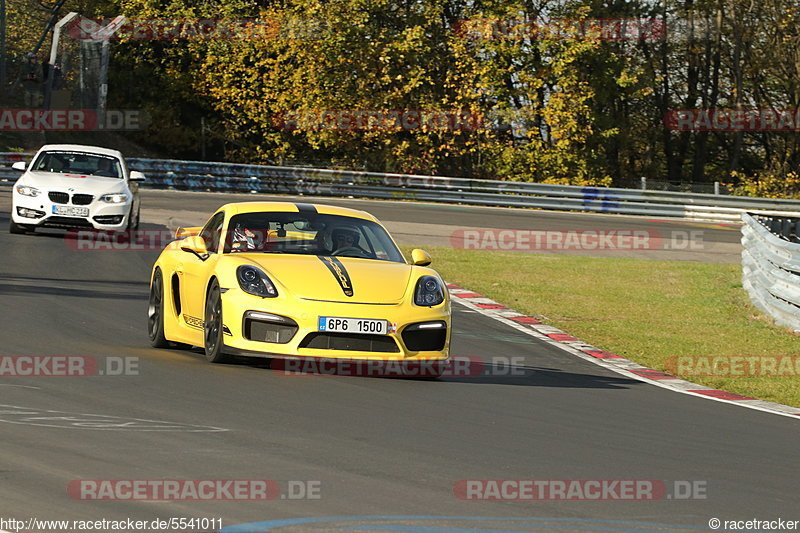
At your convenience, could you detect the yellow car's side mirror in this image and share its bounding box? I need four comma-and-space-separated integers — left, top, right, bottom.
410, 249, 432, 266
175, 226, 202, 239
180, 235, 209, 260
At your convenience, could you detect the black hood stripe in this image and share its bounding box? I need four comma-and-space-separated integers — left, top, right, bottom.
295, 203, 317, 213
317, 255, 354, 297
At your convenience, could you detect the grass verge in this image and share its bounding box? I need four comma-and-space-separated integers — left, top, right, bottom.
402, 245, 800, 408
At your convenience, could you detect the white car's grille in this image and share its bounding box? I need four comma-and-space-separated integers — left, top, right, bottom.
72, 194, 94, 205
49, 191, 69, 204
47, 192, 95, 205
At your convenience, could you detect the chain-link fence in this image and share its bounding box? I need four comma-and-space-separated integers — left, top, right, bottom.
4, 13, 118, 111
46, 15, 109, 110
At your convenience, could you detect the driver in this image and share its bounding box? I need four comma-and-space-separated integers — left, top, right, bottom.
330, 225, 362, 255
94, 158, 117, 177
231, 223, 266, 252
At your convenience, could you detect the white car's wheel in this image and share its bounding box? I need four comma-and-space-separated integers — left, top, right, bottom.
9, 220, 32, 234
126, 206, 140, 232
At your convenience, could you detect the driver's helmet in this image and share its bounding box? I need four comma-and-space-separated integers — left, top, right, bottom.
231, 223, 260, 251
331, 225, 360, 249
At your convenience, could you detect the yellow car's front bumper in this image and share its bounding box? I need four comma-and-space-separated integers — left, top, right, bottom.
219, 288, 451, 361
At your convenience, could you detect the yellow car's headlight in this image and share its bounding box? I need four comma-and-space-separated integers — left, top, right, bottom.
414, 276, 444, 306
237, 265, 278, 298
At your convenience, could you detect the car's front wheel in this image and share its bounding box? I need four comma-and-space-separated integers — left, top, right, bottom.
127, 205, 140, 232
9, 220, 31, 234
204, 279, 230, 363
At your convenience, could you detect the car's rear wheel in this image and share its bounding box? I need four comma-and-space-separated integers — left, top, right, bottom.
9, 220, 30, 234
148, 269, 171, 348
204, 280, 230, 363
148, 269, 190, 350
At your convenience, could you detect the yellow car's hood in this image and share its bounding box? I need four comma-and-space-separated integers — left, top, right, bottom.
235, 254, 413, 303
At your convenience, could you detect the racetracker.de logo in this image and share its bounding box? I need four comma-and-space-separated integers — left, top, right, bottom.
66, 230, 180, 251
272, 356, 530, 378
0, 356, 138, 377
454, 479, 707, 501
664, 109, 800, 131
450, 229, 705, 251
664, 356, 800, 377
454, 17, 665, 41
274, 109, 484, 132
0, 109, 146, 131
66, 16, 327, 41
67, 479, 281, 501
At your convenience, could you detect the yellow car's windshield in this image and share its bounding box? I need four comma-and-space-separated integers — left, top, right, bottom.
222, 212, 404, 262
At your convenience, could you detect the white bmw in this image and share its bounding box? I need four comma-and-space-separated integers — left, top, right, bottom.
10, 144, 144, 234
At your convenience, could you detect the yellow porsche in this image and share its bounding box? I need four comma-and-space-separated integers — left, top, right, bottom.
147, 202, 451, 369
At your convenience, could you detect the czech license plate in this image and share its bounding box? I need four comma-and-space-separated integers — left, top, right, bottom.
319, 316, 388, 335
52, 205, 89, 217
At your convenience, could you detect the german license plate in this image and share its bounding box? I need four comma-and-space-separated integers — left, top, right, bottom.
319, 316, 388, 335
52, 205, 89, 217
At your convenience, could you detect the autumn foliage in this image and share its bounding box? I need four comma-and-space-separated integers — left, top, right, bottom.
5, 0, 800, 194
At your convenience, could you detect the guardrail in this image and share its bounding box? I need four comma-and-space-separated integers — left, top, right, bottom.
741, 212, 800, 331
3, 152, 800, 222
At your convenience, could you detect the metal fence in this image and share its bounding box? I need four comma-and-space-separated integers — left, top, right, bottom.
741, 213, 800, 331
4, 152, 800, 222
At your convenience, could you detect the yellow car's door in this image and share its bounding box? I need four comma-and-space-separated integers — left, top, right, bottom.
179, 211, 225, 330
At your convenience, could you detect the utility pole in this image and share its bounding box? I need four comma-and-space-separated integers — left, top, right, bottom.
201, 117, 206, 160
95, 16, 125, 120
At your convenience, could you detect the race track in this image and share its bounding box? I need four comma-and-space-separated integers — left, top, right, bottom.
0, 189, 797, 533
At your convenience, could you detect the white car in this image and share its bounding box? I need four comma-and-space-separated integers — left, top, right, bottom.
9, 144, 144, 234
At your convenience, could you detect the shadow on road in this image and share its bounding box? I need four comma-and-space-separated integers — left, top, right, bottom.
0, 274, 148, 300
166, 348, 638, 390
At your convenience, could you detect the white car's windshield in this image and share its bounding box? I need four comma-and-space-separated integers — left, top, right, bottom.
221, 212, 405, 262
31, 151, 123, 179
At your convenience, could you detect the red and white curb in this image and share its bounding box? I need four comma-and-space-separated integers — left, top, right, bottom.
447, 284, 800, 420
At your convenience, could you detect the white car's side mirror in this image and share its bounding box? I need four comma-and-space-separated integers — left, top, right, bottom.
129, 170, 146, 182
11, 161, 27, 171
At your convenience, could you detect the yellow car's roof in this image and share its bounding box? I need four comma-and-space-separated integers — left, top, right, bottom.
221, 201, 378, 222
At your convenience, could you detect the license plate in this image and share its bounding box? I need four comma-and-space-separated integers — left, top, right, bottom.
52, 205, 89, 217
319, 316, 388, 335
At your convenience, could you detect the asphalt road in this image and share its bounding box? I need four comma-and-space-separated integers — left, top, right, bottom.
0, 191, 797, 533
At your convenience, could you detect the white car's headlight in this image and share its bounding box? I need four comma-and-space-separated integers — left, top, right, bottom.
15, 185, 40, 197
99, 193, 129, 204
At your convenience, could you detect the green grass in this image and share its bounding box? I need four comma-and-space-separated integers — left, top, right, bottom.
402, 245, 800, 408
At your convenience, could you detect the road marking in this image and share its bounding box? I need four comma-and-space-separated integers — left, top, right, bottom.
0, 403, 229, 432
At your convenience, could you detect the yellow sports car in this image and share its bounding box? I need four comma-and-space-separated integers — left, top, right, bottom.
147, 202, 451, 370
